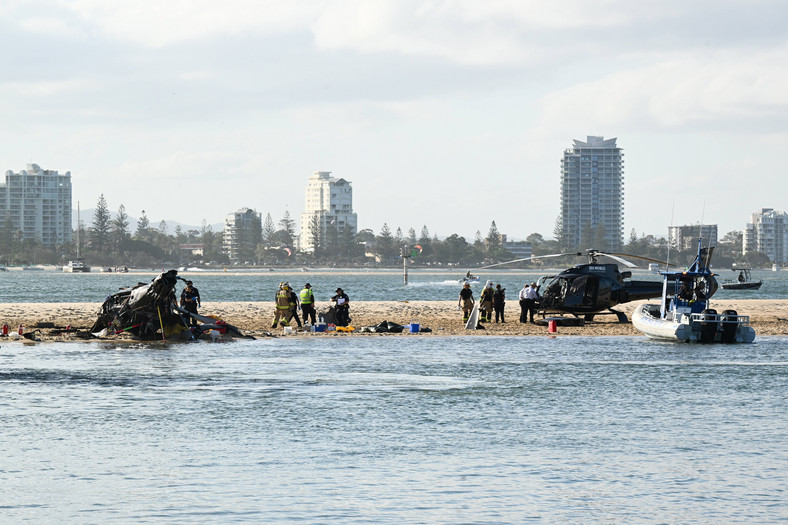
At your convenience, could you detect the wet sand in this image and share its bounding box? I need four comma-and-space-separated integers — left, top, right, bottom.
0, 299, 786, 340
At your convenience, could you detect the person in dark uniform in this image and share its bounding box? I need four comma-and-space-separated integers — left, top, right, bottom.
180, 280, 201, 327
458, 282, 474, 323
331, 287, 350, 327
289, 286, 302, 328
493, 284, 506, 323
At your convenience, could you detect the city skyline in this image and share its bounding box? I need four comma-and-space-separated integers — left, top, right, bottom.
2, 2, 787, 240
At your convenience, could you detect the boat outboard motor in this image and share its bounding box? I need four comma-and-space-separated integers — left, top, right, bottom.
700, 308, 718, 343
720, 309, 739, 344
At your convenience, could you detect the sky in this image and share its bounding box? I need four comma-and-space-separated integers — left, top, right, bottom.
2, 0, 787, 242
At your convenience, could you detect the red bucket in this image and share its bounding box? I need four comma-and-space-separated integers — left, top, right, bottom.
548, 319, 557, 333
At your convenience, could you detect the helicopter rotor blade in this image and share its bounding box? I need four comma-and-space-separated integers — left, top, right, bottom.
593, 252, 638, 268
604, 252, 672, 267
476, 252, 582, 270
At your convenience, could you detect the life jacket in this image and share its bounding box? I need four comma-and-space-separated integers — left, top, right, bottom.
300, 288, 314, 304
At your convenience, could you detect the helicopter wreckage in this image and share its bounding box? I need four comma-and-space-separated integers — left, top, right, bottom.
90, 269, 253, 341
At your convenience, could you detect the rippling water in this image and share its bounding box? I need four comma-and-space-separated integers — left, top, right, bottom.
2, 336, 786, 522
1, 267, 786, 302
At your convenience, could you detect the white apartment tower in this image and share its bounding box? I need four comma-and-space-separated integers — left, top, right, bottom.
743, 208, 788, 264
299, 171, 358, 251
560, 136, 624, 251
668, 224, 718, 250
223, 207, 262, 262
0, 163, 72, 247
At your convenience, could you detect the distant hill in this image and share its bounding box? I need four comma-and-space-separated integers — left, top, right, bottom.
73, 208, 224, 233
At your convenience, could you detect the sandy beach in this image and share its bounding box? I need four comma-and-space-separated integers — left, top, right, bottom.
1, 299, 786, 340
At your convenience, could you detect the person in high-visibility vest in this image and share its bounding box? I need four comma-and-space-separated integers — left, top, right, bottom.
299, 283, 316, 325
272, 282, 294, 328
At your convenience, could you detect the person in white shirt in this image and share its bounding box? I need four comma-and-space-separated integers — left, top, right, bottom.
518, 283, 529, 323
523, 282, 540, 323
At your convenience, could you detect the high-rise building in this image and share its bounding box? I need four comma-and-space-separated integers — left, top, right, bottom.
299, 171, 358, 252
223, 207, 261, 262
668, 224, 718, 250
560, 136, 624, 251
0, 163, 72, 247
744, 208, 788, 264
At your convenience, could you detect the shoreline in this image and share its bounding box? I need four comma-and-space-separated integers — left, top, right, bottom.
1, 299, 786, 341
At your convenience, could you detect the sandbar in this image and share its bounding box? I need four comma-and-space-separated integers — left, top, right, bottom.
0, 299, 786, 341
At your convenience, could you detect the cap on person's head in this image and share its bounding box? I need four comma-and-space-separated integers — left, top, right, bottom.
305, 283, 311, 288
531, 282, 537, 286
186, 280, 193, 285
335, 287, 343, 292
464, 282, 471, 287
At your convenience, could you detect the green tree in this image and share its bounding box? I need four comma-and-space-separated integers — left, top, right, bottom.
110, 204, 130, 254
407, 228, 417, 245
262, 213, 276, 246
376, 223, 396, 261
136, 210, 150, 240
278, 211, 296, 247
90, 194, 111, 252
308, 212, 323, 256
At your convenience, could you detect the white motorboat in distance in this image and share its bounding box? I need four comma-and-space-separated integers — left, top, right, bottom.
632, 239, 755, 343
63, 258, 91, 273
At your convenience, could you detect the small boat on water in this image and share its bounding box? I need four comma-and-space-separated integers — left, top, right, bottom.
721, 267, 762, 290
632, 239, 755, 343
63, 258, 91, 273
459, 272, 480, 284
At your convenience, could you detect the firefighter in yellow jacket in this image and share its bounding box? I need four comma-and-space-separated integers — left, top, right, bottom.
272, 282, 294, 328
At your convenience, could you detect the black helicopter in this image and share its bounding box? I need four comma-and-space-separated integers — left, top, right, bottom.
478, 250, 666, 322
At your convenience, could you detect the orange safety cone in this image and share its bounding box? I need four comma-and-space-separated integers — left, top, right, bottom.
548, 319, 557, 333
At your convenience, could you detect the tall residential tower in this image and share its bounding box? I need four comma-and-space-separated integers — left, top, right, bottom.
744, 208, 788, 264
0, 163, 72, 247
299, 171, 357, 252
560, 136, 624, 251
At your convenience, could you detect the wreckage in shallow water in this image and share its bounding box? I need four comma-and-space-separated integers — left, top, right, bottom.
90, 269, 253, 341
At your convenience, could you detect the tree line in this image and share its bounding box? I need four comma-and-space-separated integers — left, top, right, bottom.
0, 194, 772, 269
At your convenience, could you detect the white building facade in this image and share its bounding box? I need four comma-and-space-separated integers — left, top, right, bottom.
668, 224, 718, 250
560, 136, 624, 251
743, 208, 788, 264
223, 207, 261, 262
0, 163, 72, 247
299, 171, 358, 252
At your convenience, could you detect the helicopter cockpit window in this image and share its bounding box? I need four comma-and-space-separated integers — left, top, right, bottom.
562, 275, 599, 307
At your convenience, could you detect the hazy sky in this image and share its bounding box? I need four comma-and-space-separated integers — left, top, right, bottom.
2, 1, 786, 241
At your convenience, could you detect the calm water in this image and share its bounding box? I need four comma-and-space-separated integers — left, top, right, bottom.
1, 335, 786, 523
1, 268, 786, 303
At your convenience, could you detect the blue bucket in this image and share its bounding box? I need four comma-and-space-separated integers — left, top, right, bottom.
409, 323, 420, 333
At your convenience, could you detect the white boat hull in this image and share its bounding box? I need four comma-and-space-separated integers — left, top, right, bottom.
632, 303, 755, 343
